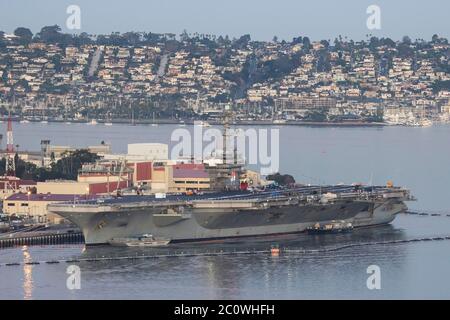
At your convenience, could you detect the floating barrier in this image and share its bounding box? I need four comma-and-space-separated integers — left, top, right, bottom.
284, 235, 450, 254
1, 235, 450, 267
405, 211, 450, 217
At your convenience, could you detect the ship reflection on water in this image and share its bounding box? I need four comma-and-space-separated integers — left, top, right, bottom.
79, 222, 404, 259
70, 224, 409, 298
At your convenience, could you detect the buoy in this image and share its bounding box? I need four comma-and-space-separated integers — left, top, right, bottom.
270, 246, 280, 256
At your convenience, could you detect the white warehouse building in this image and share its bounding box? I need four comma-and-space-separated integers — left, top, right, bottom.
127, 143, 169, 160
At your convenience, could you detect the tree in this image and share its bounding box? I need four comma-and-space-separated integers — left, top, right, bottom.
72, 32, 93, 46
397, 42, 414, 58
292, 36, 303, 45
266, 173, 296, 186
14, 27, 33, 44
233, 34, 251, 49
122, 32, 141, 45
381, 37, 396, 47
180, 29, 190, 42
14, 154, 37, 179
51, 149, 99, 180
402, 35, 412, 45
320, 40, 329, 48
35, 25, 63, 43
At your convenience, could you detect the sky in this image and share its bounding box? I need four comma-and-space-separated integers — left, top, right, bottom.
0, 0, 449, 41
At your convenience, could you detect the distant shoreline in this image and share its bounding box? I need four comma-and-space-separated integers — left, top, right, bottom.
2, 118, 387, 127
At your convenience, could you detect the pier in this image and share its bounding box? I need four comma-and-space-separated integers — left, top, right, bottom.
0, 229, 84, 249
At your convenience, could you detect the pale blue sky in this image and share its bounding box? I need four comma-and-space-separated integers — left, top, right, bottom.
0, 0, 449, 41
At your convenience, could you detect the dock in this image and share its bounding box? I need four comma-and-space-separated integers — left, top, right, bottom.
0, 226, 84, 248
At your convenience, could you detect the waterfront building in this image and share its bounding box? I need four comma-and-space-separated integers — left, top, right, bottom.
3, 193, 96, 224
127, 143, 169, 160
168, 163, 211, 193
0, 177, 37, 199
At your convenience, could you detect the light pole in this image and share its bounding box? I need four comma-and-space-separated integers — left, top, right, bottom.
27, 191, 31, 223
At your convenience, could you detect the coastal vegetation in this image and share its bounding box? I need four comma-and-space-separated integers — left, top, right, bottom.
0, 149, 99, 181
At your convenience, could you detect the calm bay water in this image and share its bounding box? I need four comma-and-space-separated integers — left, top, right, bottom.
1, 122, 450, 299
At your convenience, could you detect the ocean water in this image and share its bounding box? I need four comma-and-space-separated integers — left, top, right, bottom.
0, 122, 449, 299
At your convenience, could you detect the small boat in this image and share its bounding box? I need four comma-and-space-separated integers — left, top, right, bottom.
306, 221, 353, 234
20, 120, 30, 124
87, 119, 98, 125
270, 245, 280, 256
199, 121, 211, 127
104, 122, 113, 126
109, 234, 170, 247
40, 120, 48, 124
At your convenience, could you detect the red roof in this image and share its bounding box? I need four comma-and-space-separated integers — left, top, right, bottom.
172, 164, 209, 179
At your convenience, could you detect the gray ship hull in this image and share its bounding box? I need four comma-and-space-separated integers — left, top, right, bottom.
49, 197, 407, 245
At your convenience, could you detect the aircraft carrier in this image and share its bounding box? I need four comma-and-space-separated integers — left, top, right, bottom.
48, 184, 413, 245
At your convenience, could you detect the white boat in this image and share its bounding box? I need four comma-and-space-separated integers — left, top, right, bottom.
200, 121, 211, 127
40, 120, 48, 124
104, 122, 113, 126
273, 119, 287, 124
20, 120, 30, 124
109, 234, 170, 247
